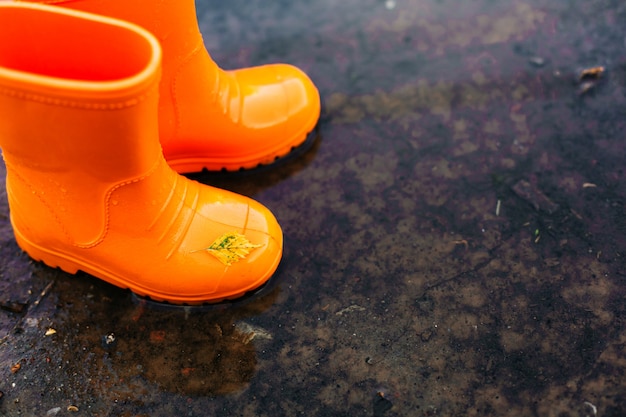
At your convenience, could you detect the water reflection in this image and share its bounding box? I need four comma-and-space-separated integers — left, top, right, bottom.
56, 277, 279, 397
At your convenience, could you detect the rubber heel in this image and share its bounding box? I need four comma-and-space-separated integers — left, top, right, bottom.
13, 230, 81, 275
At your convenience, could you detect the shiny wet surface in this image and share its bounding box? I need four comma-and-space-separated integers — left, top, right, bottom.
2, 0, 626, 415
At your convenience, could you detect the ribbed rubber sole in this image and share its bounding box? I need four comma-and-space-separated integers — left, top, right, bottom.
166, 118, 320, 174
11, 222, 279, 305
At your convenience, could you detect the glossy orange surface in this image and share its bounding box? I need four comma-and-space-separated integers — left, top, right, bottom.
0, 3, 282, 303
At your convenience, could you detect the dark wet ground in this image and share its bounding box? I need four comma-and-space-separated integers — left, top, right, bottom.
2, 0, 626, 415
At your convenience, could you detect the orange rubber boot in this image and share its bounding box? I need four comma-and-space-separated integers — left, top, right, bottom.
20, 0, 321, 173
0, 3, 283, 304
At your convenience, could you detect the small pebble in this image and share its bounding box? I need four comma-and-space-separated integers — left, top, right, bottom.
528, 56, 546, 67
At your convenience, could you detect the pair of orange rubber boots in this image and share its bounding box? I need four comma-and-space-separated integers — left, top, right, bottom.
0, 1, 320, 304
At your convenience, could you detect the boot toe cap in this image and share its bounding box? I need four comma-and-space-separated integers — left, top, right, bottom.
237, 63, 320, 139
171, 190, 283, 303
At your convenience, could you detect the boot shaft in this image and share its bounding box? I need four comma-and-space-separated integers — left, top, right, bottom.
0, 2, 162, 179
19, 0, 220, 148
0, 3, 164, 245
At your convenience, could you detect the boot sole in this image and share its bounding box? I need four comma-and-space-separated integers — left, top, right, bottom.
166, 114, 320, 174
12, 223, 279, 305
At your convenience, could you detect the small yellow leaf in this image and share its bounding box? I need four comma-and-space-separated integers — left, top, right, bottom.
45, 328, 57, 336
204, 232, 262, 266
